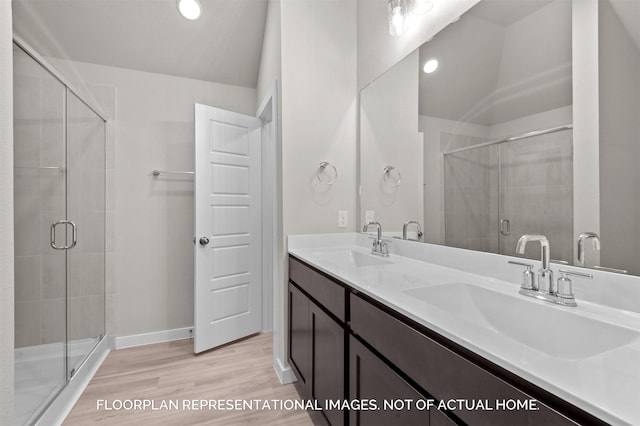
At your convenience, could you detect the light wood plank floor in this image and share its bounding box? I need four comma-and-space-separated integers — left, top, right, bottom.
64, 332, 312, 425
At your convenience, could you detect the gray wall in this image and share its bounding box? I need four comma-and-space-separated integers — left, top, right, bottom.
277, 0, 358, 377
48, 58, 257, 337
599, 0, 640, 275
0, 0, 15, 422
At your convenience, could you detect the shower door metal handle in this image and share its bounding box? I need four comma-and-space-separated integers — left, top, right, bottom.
50, 220, 77, 250
499, 219, 510, 236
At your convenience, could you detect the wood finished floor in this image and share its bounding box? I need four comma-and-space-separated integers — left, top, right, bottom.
64, 332, 313, 425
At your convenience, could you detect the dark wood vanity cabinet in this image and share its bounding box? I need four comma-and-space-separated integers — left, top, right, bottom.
288, 257, 346, 426
288, 255, 604, 426
349, 336, 434, 426
349, 292, 582, 426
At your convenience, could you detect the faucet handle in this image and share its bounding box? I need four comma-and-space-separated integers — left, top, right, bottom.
559, 269, 593, 279
508, 260, 536, 291
379, 240, 391, 256
556, 269, 592, 306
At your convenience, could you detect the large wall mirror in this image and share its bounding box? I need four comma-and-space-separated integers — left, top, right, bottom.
359, 0, 640, 276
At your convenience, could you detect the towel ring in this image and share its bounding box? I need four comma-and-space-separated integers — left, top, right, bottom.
316, 161, 338, 185
383, 165, 402, 187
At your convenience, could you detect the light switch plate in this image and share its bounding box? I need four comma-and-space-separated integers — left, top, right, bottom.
338, 210, 348, 228
365, 210, 375, 224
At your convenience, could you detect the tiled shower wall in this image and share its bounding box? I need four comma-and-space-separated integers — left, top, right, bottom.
13, 46, 115, 348
443, 132, 497, 253
498, 129, 573, 262
66, 91, 106, 346
443, 129, 574, 263
13, 49, 67, 348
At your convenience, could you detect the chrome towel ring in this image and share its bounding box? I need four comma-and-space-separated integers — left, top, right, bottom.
316, 161, 338, 185
383, 165, 401, 187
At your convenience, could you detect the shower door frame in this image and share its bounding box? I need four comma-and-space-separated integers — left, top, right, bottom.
12, 36, 109, 425
442, 124, 574, 261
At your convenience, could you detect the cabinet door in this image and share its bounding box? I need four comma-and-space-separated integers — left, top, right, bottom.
289, 283, 311, 398
349, 336, 431, 426
312, 304, 345, 426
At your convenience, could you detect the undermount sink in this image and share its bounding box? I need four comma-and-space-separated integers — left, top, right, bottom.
311, 249, 393, 268
405, 283, 639, 359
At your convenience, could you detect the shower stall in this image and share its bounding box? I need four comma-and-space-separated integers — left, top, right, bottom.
13, 40, 108, 425
443, 126, 574, 263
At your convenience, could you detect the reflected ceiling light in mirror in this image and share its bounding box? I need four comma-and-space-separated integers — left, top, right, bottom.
411, 0, 433, 15
178, 0, 202, 20
423, 58, 438, 74
388, 0, 408, 36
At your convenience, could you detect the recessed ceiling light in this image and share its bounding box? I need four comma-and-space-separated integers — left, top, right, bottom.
423, 59, 439, 74
178, 0, 202, 20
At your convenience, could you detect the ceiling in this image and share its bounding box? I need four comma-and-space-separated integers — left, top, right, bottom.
609, 0, 640, 54
12, 0, 269, 88
418, 0, 572, 126
467, 0, 554, 27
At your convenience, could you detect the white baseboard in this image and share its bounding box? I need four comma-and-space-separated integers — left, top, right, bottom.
273, 356, 296, 385
113, 327, 193, 350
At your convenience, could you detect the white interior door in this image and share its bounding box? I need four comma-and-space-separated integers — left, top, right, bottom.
194, 103, 262, 354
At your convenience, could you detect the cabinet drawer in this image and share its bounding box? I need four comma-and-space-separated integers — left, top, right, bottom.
289, 256, 346, 322
350, 293, 579, 426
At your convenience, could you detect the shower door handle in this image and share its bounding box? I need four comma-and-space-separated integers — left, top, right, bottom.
50, 220, 77, 250
499, 219, 510, 236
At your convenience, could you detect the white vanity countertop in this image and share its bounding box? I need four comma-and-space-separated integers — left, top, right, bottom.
288, 233, 640, 426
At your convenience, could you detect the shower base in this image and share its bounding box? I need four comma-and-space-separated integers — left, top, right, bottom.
15, 338, 108, 425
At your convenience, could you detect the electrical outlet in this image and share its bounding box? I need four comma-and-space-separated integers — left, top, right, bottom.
338, 210, 348, 228
365, 210, 375, 224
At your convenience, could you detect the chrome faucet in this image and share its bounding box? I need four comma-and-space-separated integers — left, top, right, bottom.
576, 232, 600, 267
363, 221, 382, 239
509, 258, 593, 307
515, 234, 554, 295
510, 234, 593, 307
363, 221, 390, 257
402, 221, 423, 240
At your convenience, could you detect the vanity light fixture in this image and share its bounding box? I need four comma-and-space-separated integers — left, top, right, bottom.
178, 0, 202, 20
388, 0, 408, 36
423, 58, 439, 73
388, 0, 435, 37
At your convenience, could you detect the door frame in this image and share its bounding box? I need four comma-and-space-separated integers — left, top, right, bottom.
257, 82, 295, 384
256, 81, 279, 334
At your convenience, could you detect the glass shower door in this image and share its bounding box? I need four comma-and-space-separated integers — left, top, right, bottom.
498, 129, 574, 262
443, 142, 499, 253
13, 44, 67, 425
66, 91, 106, 378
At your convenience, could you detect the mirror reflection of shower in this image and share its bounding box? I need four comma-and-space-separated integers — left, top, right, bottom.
442, 126, 573, 264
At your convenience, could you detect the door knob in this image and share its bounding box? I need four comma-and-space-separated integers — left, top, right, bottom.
199, 237, 210, 246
